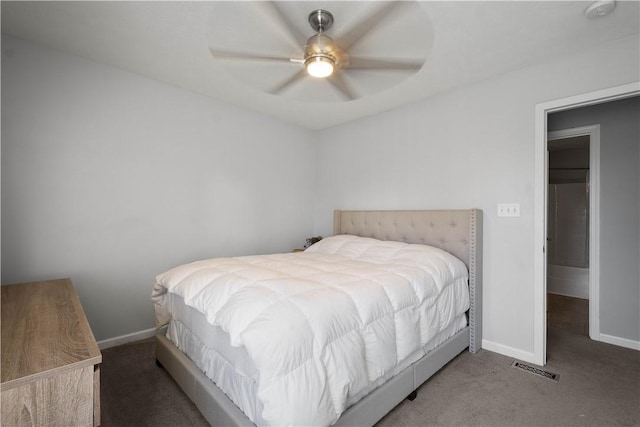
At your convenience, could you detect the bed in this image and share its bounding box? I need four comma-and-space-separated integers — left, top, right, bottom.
152, 209, 482, 426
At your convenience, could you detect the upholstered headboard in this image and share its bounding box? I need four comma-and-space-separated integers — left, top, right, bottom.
333, 209, 483, 352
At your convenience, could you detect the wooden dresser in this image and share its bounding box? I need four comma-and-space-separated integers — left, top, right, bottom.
1, 278, 102, 426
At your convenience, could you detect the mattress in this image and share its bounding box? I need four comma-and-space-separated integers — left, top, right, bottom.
164, 294, 467, 426
153, 235, 470, 426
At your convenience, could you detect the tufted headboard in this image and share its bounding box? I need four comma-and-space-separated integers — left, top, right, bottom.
333, 209, 483, 352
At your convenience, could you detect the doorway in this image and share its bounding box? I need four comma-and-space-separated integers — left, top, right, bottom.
546, 130, 596, 338
533, 82, 639, 366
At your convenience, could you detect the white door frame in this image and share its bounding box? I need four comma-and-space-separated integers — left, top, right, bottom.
533, 82, 640, 366
547, 125, 600, 341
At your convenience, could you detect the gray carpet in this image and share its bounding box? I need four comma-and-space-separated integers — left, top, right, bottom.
100, 337, 209, 427
100, 327, 640, 426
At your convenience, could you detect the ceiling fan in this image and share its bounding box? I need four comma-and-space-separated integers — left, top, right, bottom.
208, 2, 427, 101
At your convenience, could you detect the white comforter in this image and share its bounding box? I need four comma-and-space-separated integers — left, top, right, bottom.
152, 235, 469, 426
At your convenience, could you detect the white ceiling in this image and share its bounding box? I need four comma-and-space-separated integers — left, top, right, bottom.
2, 1, 639, 130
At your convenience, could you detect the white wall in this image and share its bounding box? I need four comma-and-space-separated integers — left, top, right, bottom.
3, 31, 638, 359
1, 36, 317, 341
314, 35, 639, 361
548, 97, 640, 344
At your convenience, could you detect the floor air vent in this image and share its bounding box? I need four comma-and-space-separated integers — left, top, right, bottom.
511, 361, 559, 382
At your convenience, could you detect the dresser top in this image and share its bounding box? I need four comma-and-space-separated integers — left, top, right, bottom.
1, 278, 102, 390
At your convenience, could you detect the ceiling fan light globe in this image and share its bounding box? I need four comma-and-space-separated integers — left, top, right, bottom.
305, 55, 335, 78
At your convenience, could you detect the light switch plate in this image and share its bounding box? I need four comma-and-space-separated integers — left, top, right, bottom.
498, 203, 520, 217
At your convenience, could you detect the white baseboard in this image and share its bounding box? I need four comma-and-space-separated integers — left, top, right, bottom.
98, 329, 638, 356
598, 333, 640, 351
97, 327, 157, 350
482, 338, 540, 366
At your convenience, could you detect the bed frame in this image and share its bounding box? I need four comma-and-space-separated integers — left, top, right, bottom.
155, 209, 483, 426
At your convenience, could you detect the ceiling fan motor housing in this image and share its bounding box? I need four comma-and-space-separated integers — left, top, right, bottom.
305, 35, 337, 59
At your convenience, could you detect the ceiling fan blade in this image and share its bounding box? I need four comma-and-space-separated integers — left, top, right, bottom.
328, 72, 358, 101
269, 69, 307, 94
209, 48, 301, 63
262, 2, 309, 48
347, 57, 424, 71
339, 2, 404, 50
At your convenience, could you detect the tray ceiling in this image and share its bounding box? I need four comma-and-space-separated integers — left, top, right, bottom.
2, 1, 638, 129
